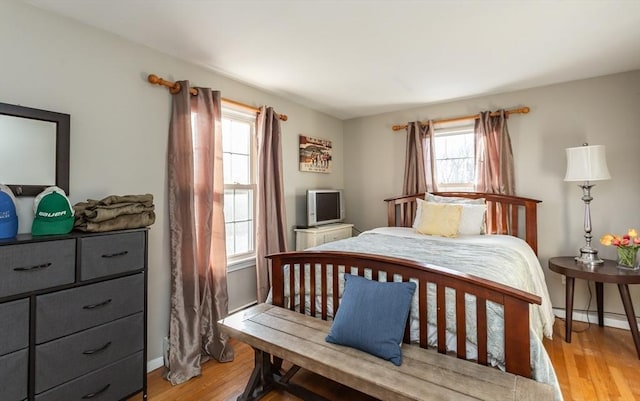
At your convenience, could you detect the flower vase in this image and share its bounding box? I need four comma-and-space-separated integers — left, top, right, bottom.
616, 247, 640, 270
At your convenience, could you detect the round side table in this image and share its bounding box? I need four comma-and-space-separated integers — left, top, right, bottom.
548, 256, 640, 359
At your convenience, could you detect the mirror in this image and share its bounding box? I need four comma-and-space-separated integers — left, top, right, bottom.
0, 102, 70, 196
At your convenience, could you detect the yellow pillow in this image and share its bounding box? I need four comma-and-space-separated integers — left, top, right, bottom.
415, 200, 462, 238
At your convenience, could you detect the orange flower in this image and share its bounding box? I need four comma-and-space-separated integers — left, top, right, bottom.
600, 234, 614, 246
602, 228, 640, 267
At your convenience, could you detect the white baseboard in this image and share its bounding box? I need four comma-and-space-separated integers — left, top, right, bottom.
552, 307, 639, 331
147, 356, 164, 373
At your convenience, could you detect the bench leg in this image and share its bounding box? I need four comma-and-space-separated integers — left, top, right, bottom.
238, 348, 331, 401
237, 349, 274, 401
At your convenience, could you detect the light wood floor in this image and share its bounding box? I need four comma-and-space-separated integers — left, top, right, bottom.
132, 318, 640, 401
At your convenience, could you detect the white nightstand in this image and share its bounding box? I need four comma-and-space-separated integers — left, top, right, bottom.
294, 223, 354, 251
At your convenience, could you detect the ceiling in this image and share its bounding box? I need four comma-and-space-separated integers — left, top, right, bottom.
26, 0, 640, 120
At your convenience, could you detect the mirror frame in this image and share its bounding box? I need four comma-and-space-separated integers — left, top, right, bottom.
0, 102, 70, 197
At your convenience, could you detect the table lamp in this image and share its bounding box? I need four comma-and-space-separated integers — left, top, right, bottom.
564, 143, 611, 265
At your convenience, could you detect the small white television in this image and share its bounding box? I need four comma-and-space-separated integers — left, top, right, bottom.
306, 189, 345, 227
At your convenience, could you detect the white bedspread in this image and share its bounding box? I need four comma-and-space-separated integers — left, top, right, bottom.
307, 227, 562, 400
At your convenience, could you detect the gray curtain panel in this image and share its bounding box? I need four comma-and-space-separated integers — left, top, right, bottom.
255, 106, 288, 303
403, 120, 437, 196
474, 110, 515, 195
165, 81, 234, 385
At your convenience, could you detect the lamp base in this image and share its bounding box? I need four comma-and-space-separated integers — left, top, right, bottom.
575, 246, 604, 265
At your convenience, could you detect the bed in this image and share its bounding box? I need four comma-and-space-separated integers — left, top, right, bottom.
267, 192, 561, 400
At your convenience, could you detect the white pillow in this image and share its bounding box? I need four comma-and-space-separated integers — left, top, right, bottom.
456, 203, 487, 235
425, 192, 485, 205
412, 198, 486, 235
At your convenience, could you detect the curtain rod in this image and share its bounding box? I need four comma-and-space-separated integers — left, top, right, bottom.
391, 106, 529, 131
147, 74, 288, 121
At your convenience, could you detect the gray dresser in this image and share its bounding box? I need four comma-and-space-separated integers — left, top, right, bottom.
0, 229, 148, 401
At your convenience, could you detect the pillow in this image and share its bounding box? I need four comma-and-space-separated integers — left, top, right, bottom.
413, 193, 486, 229
421, 193, 487, 234
456, 203, 487, 235
425, 192, 485, 205
325, 274, 416, 366
415, 200, 462, 237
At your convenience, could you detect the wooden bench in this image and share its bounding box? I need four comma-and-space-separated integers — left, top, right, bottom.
218, 303, 554, 401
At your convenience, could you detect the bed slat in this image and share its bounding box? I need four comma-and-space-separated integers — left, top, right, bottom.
455, 290, 466, 359
477, 297, 488, 366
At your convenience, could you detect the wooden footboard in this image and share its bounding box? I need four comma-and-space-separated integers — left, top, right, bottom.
384, 192, 542, 254
267, 251, 542, 379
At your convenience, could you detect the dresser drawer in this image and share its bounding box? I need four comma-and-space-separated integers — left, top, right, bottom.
36, 313, 143, 393
0, 298, 29, 356
35, 351, 143, 401
0, 240, 75, 297
36, 273, 144, 343
79, 231, 146, 280
0, 348, 28, 401
323, 227, 351, 243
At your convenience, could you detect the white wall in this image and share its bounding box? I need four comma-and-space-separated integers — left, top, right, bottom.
343, 70, 640, 324
1, 1, 344, 366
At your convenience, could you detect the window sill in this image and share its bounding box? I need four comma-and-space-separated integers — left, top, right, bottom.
227, 256, 256, 273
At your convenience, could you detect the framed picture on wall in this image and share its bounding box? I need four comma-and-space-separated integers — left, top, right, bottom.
299, 135, 332, 173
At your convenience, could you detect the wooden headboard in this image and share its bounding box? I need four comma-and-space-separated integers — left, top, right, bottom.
384, 192, 542, 254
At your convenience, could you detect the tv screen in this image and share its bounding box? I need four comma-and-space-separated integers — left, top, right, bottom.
307, 189, 344, 226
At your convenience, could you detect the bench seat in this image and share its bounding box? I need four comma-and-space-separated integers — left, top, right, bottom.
218, 303, 554, 401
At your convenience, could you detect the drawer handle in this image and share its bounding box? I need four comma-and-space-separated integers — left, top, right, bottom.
13, 262, 52, 272
101, 250, 128, 258
82, 299, 112, 310
82, 341, 112, 355
81, 383, 110, 399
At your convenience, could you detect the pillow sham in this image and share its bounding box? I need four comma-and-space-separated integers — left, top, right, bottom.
415, 200, 462, 237
325, 274, 416, 366
456, 203, 487, 235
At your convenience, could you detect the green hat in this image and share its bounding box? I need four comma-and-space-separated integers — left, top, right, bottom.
32, 186, 74, 236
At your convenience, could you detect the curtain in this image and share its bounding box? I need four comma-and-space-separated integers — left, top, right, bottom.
474, 110, 515, 195
403, 120, 437, 196
165, 81, 234, 385
255, 106, 288, 303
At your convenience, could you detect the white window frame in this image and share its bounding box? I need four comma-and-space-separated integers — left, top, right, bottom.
433, 122, 475, 192
222, 107, 257, 269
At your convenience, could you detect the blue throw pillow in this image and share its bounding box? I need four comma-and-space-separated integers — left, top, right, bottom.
325, 274, 417, 366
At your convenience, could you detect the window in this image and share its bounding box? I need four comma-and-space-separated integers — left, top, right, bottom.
222, 109, 256, 264
433, 123, 475, 191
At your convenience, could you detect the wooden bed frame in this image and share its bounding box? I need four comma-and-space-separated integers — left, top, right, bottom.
269, 192, 544, 378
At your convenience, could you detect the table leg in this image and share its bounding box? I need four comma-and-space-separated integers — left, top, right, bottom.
617, 284, 640, 359
565, 276, 575, 343
596, 281, 604, 327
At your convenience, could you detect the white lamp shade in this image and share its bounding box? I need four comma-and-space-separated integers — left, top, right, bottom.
564, 144, 611, 182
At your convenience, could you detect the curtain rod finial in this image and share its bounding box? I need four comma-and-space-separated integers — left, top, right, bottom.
147, 74, 159, 84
